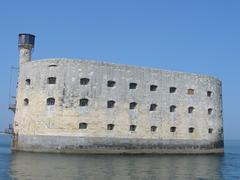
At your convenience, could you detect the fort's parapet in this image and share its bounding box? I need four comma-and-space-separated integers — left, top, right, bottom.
12, 34, 224, 154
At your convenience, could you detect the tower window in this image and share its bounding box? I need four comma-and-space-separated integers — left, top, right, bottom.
47, 98, 55, 105
150, 104, 157, 111
107, 124, 114, 130
188, 106, 194, 114
170, 126, 176, 132
80, 98, 89, 106
47, 77, 56, 84
79, 123, 87, 129
151, 126, 157, 132
129, 125, 136, 132
208, 128, 213, 134
80, 78, 90, 85
170, 105, 176, 112
150, 85, 158, 91
107, 80, 116, 87
208, 108, 213, 115
25, 79, 31, 85
129, 82, 137, 89
24, 98, 29, 106
207, 91, 212, 97
129, 102, 137, 109
189, 127, 194, 133
188, 89, 194, 95
169, 87, 177, 93
107, 100, 115, 108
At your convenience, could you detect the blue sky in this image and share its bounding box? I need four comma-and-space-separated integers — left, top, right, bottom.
0, 0, 239, 139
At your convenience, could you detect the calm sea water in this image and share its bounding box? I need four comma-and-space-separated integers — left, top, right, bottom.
0, 135, 239, 180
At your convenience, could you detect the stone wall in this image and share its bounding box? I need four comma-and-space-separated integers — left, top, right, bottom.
12, 59, 224, 153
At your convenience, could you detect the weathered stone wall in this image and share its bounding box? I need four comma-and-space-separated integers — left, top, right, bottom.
13, 59, 224, 153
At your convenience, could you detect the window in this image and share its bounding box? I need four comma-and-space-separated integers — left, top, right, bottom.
47, 77, 56, 84
150, 104, 157, 111
47, 98, 55, 105
129, 82, 137, 89
189, 127, 194, 133
188, 106, 194, 114
80, 78, 90, 85
80, 98, 89, 106
107, 100, 115, 108
151, 126, 157, 132
208, 108, 213, 115
188, 89, 194, 95
170, 87, 176, 93
107, 80, 116, 87
129, 102, 137, 109
79, 123, 87, 129
25, 79, 31, 85
48, 64, 57, 67
107, 124, 114, 130
24, 98, 29, 106
207, 91, 212, 97
129, 125, 136, 132
170, 105, 176, 112
208, 128, 213, 134
170, 126, 176, 132
150, 85, 157, 91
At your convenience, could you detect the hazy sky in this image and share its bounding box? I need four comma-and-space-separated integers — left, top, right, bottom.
0, 0, 239, 139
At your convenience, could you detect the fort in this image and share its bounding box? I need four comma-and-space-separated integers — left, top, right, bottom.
11, 33, 224, 154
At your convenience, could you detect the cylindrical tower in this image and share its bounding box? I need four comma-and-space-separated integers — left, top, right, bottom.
18, 33, 35, 64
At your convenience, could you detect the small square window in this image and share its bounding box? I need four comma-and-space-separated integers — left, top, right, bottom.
151, 126, 157, 132
107, 80, 116, 87
129, 83, 137, 89
129, 102, 137, 109
47, 77, 56, 84
170, 87, 176, 93
47, 98, 55, 105
107, 124, 114, 130
150, 104, 157, 111
80, 98, 89, 106
129, 125, 136, 132
189, 127, 194, 133
107, 100, 115, 108
208, 108, 213, 115
24, 98, 29, 106
207, 91, 212, 97
188, 89, 194, 95
25, 79, 31, 85
79, 123, 87, 129
170, 105, 176, 112
188, 107, 194, 113
208, 128, 213, 134
150, 85, 157, 91
80, 78, 90, 85
170, 126, 176, 132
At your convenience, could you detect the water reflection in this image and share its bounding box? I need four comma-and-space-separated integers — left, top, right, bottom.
9, 152, 224, 180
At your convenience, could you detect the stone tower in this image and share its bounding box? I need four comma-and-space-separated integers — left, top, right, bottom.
18, 33, 35, 64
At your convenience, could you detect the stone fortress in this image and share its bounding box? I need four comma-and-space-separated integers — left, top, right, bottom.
12, 33, 224, 154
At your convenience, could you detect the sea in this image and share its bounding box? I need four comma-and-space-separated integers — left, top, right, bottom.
0, 135, 239, 180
